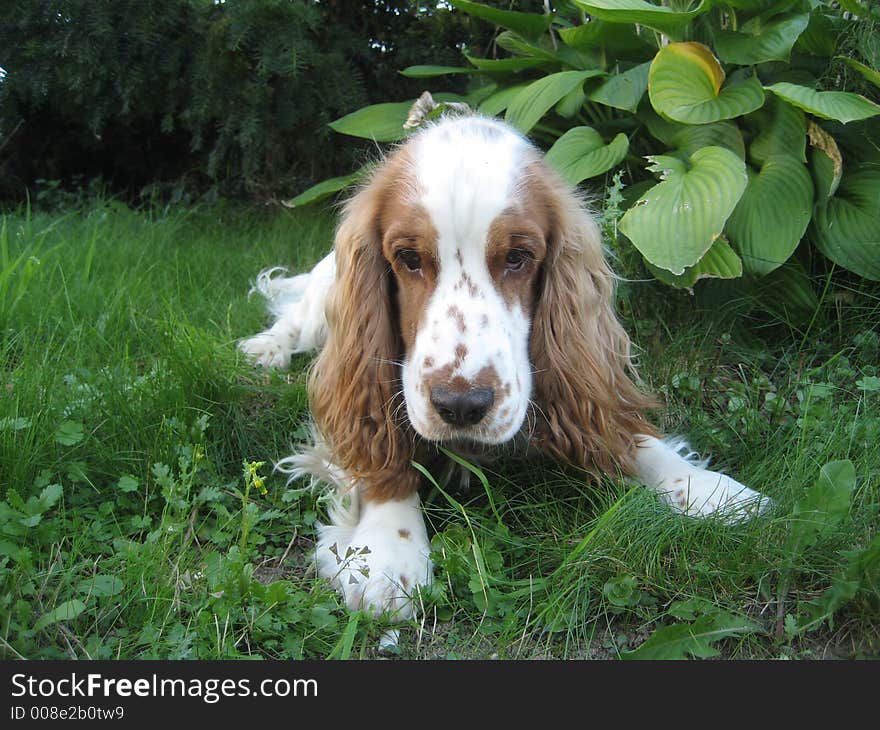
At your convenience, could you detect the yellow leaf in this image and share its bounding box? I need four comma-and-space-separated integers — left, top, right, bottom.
668, 42, 725, 96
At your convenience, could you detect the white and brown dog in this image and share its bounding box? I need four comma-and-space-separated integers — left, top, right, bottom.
241, 115, 768, 622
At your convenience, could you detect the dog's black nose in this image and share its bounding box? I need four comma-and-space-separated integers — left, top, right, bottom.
430, 387, 494, 427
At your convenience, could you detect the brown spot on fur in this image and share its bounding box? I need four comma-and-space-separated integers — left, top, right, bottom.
447, 305, 466, 333
455, 249, 463, 265
503, 382, 512, 396
674, 490, 687, 505
398, 528, 411, 539
461, 271, 479, 298
399, 575, 410, 589
674, 478, 684, 484
454, 343, 468, 366
423, 356, 434, 369
474, 365, 500, 391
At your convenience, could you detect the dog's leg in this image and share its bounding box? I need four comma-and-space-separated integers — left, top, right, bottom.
317, 491, 433, 621
634, 435, 770, 521
278, 439, 433, 622
239, 252, 336, 368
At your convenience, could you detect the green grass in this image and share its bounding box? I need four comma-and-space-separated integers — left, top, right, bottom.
1, 201, 878, 659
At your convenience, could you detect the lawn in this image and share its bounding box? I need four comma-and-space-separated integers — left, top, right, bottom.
1, 200, 878, 659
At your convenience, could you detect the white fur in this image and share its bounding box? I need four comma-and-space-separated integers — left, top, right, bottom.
276, 439, 433, 621
241, 115, 771, 625
238, 254, 335, 367
400, 118, 535, 444
318, 490, 432, 619
634, 435, 770, 521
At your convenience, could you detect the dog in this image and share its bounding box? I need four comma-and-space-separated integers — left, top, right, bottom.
240, 114, 768, 622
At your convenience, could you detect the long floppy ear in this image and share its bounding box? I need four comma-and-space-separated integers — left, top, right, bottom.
529, 169, 657, 477
308, 160, 419, 502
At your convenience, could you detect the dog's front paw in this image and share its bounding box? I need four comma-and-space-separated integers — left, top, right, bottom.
238, 330, 295, 369
663, 467, 772, 522
318, 524, 433, 620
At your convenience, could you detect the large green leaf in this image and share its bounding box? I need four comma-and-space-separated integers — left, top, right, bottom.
574, 0, 711, 36
754, 261, 819, 318
55, 420, 84, 445
478, 83, 530, 116
559, 20, 649, 53
841, 58, 880, 89
765, 83, 880, 124
34, 600, 87, 632
555, 84, 587, 119
463, 54, 548, 73
794, 8, 839, 57
464, 83, 500, 108
720, 0, 790, 9
329, 102, 414, 142
787, 460, 856, 552
650, 43, 766, 124
589, 62, 650, 112
620, 146, 748, 274
505, 70, 604, 133
329, 94, 467, 142
449, 0, 553, 40
284, 169, 366, 208
800, 532, 880, 633
545, 127, 629, 185
812, 168, 880, 280
622, 609, 759, 660
76, 574, 124, 598
640, 102, 746, 160
714, 12, 810, 65
647, 236, 743, 291
400, 65, 473, 78
670, 121, 745, 160
495, 31, 560, 62
725, 155, 813, 275
746, 95, 806, 165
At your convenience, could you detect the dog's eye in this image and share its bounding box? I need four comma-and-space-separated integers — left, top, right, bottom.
505, 248, 532, 272
396, 249, 422, 272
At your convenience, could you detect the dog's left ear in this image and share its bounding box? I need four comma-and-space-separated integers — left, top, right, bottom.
529, 171, 657, 476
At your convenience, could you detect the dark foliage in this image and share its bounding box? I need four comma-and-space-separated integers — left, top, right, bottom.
0, 0, 514, 203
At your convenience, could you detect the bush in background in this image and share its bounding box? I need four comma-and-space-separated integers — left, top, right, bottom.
310, 0, 880, 303
0, 0, 520, 203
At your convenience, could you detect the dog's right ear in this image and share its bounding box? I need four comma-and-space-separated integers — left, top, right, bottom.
308, 157, 420, 502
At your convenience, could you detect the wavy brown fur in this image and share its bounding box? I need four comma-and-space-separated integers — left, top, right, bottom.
308, 150, 422, 503
525, 157, 658, 476
311, 136, 657, 502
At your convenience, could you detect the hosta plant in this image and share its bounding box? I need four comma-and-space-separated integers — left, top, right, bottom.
293, 0, 880, 298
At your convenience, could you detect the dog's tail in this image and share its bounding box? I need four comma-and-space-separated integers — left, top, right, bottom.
248, 267, 312, 318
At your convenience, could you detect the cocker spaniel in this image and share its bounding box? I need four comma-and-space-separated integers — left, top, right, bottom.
241, 114, 768, 621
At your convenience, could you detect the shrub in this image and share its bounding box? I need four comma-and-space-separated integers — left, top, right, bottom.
0, 0, 501, 202
301, 0, 880, 300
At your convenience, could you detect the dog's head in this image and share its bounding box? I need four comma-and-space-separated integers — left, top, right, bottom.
310, 116, 653, 499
